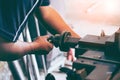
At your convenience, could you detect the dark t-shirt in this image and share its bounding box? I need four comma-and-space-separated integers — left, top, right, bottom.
0, 0, 50, 41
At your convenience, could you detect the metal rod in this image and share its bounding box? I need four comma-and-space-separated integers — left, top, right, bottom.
24, 25, 41, 80
78, 55, 120, 65
8, 61, 26, 80
34, 16, 47, 75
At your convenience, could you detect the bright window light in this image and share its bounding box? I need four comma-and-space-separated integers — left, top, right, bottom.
103, 0, 120, 14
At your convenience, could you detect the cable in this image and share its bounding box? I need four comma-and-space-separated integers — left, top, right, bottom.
13, 0, 43, 42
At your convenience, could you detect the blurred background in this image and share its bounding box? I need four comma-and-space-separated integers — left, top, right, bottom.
51, 0, 120, 37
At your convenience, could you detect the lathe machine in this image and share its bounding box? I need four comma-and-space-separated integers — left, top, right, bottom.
47, 28, 120, 80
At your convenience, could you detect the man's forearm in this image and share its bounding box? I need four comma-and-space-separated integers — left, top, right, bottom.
0, 35, 53, 61
36, 6, 80, 38
0, 41, 32, 61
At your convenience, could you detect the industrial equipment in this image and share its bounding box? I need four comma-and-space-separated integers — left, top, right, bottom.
48, 29, 120, 80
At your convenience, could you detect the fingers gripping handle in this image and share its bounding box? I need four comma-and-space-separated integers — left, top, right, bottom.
47, 32, 80, 52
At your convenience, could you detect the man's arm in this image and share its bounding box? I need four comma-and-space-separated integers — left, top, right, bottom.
0, 37, 31, 61
0, 6, 79, 61
0, 36, 53, 61
35, 6, 80, 38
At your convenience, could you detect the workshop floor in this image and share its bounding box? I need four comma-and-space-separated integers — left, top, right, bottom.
40, 61, 72, 80
0, 61, 70, 80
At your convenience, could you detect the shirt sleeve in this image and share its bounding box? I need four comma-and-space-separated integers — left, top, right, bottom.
38, 0, 50, 6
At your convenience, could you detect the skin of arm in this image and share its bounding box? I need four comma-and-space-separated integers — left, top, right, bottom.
0, 37, 32, 61
0, 35, 53, 61
0, 6, 80, 61
35, 6, 80, 38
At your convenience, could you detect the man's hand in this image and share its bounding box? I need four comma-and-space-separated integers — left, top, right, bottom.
32, 35, 53, 55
